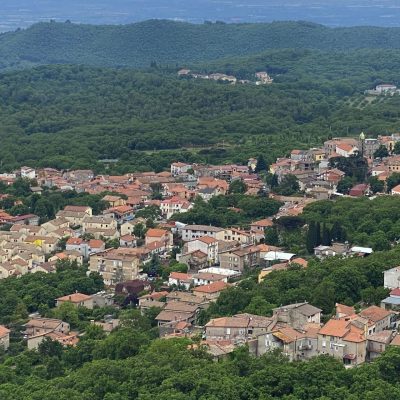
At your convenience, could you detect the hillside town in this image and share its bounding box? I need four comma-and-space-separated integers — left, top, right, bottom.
1, 132, 400, 365
178, 68, 273, 85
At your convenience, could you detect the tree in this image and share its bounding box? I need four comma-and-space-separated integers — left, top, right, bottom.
274, 174, 300, 196
321, 223, 331, 245
368, 176, 384, 194
255, 155, 268, 173
228, 179, 247, 194
306, 221, 319, 253
373, 145, 389, 159
264, 226, 279, 246
331, 221, 346, 242
38, 337, 63, 359
387, 173, 400, 192
394, 141, 400, 155
133, 223, 147, 239
337, 176, 354, 194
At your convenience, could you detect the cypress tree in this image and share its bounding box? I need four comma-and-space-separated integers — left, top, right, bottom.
255, 155, 268, 173
306, 221, 317, 253
315, 222, 321, 247
321, 223, 331, 245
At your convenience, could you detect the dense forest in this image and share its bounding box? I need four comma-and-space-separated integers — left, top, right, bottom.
7, 20, 400, 69
1, 47, 400, 172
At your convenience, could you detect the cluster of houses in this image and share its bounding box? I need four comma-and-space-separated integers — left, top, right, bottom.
1, 147, 400, 364
177, 69, 273, 85
201, 301, 400, 366
270, 133, 400, 199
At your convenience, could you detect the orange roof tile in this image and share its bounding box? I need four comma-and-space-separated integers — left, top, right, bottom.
57, 293, 92, 303
193, 281, 228, 294
359, 306, 392, 323
146, 228, 168, 237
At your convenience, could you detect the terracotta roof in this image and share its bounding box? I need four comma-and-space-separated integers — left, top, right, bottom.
198, 236, 218, 244
169, 272, 192, 281
390, 334, 400, 346
359, 306, 392, 322
318, 319, 349, 337
336, 143, 354, 152
146, 228, 168, 237
57, 293, 92, 303
290, 258, 308, 267
336, 303, 355, 317
192, 281, 228, 294
251, 218, 274, 227
0, 325, 10, 337
89, 239, 105, 248
205, 317, 249, 329
66, 238, 83, 246
120, 235, 136, 241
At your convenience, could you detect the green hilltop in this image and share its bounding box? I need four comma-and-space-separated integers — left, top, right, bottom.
2, 20, 400, 69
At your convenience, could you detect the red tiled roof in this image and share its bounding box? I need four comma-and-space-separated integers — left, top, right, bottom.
359, 306, 392, 323
57, 293, 92, 303
192, 281, 228, 294
146, 228, 168, 237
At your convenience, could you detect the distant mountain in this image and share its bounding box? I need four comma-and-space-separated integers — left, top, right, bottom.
3, 20, 400, 70
1, 0, 400, 30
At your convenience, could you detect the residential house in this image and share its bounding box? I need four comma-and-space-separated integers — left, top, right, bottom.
102, 195, 126, 208
257, 323, 320, 361
219, 245, 260, 272
171, 162, 192, 176
24, 318, 71, 350
160, 197, 192, 219
104, 205, 135, 223
192, 272, 227, 286
314, 242, 350, 259
384, 266, 400, 289
223, 228, 254, 244
317, 319, 367, 367
89, 248, 141, 286
181, 225, 225, 242
178, 250, 208, 272
168, 272, 193, 290
145, 228, 173, 248
349, 184, 369, 197
56, 292, 94, 309
205, 314, 273, 344
186, 236, 219, 265
192, 281, 229, 301
250, 218, 273, 235
120, 234, 137, 248
367, 331, 395, 361
381, 288, 400, 311
273, 302, 322, 331
359, 305, 393, 333
82, 216, 117, 231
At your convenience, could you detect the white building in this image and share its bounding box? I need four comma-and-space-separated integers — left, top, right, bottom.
187, 236, 219, 265
171, 162, 192, 176
21, 166, 36, 180
181, 224, 225, 242
384, 267, 400, 290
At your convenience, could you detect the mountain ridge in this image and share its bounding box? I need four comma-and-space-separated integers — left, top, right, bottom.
1, 20, 400, 70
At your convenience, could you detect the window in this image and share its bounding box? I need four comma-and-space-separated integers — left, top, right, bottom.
322, 340, 326, 348
226, 328, 231, 335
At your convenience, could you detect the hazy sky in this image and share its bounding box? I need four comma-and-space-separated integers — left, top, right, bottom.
0, 0, 400, 31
